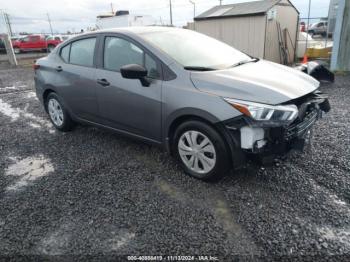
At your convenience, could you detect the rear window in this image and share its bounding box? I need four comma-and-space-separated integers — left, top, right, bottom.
69, 38, 96, 67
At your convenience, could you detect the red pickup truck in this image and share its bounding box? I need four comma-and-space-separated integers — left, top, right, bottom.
12, 35, 63, 54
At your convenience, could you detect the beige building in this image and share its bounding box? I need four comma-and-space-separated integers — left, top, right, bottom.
193, 0, 299, 64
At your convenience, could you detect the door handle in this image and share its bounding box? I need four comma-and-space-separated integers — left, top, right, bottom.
97, 78, 110, 87
56, 66, 63, 72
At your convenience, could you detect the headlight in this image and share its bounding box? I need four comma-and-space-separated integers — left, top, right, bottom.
224, 98, 298, 122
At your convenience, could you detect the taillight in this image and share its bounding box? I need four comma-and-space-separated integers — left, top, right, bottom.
33, 64, 40, 70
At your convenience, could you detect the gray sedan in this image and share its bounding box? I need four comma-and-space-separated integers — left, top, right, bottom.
34, 27, 330, 181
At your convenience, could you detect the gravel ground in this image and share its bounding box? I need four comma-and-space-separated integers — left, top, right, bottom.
0, 67, 349, 260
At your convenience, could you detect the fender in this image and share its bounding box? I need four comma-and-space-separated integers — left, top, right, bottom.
163, 107, 221, 152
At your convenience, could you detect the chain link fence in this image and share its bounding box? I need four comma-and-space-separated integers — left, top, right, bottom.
297, 17, 334, 64
0, 11, 91, 65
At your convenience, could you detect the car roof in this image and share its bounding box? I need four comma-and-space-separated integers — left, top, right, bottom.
76, 26, 184, 38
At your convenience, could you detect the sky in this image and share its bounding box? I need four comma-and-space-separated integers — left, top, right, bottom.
0, 0, 331, 34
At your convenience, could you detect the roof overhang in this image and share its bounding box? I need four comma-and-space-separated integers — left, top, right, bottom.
194, 12, 266, 21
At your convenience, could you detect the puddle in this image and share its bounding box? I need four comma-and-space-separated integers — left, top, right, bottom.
214, 199, 242, 235
156, 180, 241, 233
0, 98, 54, 131
329, 194, 347, 206
310, 179, 349, 210
156, 180, 188, 202
5, 155, 54, 191
318, 226, 350, 248
0, 98, 20, 121
0, 86, 17, 91
25, 91, 37, 99
108, 231, 135, 251
37, 223, 72, 255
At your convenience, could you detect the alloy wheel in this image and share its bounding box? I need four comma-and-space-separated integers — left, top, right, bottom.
48, 98, 64, 127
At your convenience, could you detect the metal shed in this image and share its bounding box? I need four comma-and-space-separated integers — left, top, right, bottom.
193, 0, 299, 64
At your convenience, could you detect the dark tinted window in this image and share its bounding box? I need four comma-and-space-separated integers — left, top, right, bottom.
21, 37, 29, 43
60, 44, 70, 63
104, 36, 159, 78
70, 38, 96, 67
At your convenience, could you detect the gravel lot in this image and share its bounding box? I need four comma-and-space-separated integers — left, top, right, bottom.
0, 66, 349, 260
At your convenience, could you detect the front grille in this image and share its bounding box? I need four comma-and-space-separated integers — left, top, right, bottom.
284, 109, 318, 140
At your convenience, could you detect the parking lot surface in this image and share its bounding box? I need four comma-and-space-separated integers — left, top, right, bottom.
0, 66, 349, 259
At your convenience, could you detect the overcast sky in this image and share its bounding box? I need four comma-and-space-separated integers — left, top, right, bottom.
0, 0, 331, 34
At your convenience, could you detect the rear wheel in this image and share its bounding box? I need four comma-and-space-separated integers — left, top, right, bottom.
173, 120, 231, 181
46, 93, 74, 132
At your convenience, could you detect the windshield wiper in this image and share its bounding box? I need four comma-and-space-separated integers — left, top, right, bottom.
230, 58, 259, 68
184, 66, 216, 71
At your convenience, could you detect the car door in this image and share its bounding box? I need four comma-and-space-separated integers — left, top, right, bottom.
95, 34, 162, 142
30, 35, 42, 51
20, 36, 31, 51
53, 37, 99, 122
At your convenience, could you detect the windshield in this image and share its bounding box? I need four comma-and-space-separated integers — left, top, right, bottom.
141, 29, 250, 70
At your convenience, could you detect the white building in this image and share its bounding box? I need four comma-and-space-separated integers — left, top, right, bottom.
193, 0, 299, 64
96, 11, 156, 29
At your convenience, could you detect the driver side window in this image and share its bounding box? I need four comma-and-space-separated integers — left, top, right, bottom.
103, 36, 160, 79
21, 36, 29, 43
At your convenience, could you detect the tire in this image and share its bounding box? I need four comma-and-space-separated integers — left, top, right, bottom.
45, 92, 75, 132
172, 120, 231, 181
13, 47, 20, 54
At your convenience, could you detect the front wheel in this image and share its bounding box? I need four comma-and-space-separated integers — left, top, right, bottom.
173, 120, 231, 181
46, 93, 74, 132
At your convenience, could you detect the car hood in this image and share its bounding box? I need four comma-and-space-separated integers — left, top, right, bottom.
190, 60, 320, 105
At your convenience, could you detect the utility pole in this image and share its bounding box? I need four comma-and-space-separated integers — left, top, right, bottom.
111, 3, 114, 14
325, 0, 331, 48
1, 10, 17, 66
305, 0, 311, 55
3, 12, 13, 36
219, 0, 223, 5
169, 0, 173, 26
189, 0, 196, 19
47, 13, 54, 35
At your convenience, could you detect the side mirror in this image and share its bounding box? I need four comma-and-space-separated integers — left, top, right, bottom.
120, 64, 150, 87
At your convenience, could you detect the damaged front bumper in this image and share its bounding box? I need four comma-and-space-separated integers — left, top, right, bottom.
223, 92, 330, 164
